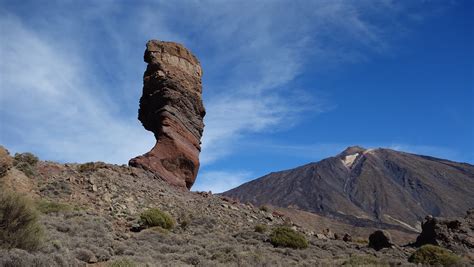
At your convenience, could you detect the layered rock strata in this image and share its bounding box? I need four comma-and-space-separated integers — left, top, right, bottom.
129, 40, 205, 189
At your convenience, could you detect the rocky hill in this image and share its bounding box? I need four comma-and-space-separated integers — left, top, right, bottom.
222, 146, 474, 232
1, 147, 472, 266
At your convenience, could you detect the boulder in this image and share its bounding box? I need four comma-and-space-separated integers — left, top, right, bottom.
415, 209, 474, 255
368, 230, 393, 250
129, 40, 205, 189
342, 233, 352, 242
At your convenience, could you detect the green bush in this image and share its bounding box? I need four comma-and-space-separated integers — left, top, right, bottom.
343, 255, 388, 266
408, 244, 460, 265
36, 199, 72, 214
108, 258, 136, 267
254, 224, 267, 233
269, 226, 308, 249
0, 190, 43, 250
139, 208, 175, 230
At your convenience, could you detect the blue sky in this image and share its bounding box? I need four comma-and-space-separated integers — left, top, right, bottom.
1, 0, 473, 193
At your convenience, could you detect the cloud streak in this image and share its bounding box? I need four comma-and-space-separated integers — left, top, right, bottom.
0, 1, 448, 174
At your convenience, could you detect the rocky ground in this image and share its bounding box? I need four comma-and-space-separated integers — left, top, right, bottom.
1, 149, 472, 266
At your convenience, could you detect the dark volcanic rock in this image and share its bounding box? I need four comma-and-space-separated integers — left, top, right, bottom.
129, 40, 205, 189
415, 209, 474, 256
369, 230, 393, 250
222, 146, 474, 231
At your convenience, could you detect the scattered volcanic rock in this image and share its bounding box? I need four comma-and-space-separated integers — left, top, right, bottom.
415, 209, 474, 256
369, 230, 393, 250
222, 146, 474, 231
342, 233, 352, 242
129, 40, 206, 189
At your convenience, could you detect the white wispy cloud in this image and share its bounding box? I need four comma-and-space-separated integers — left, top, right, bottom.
0, 1, 445, 177
0, 14, 155, 163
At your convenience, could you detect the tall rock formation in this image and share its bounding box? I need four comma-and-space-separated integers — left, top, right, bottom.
129, 40, 205, 189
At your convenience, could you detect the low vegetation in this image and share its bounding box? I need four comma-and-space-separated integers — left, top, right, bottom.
36, 199, 73, 214
13, 152, 39, 166
13, 152, 39, 178
254, 224, 267, 233
408, 244, 460, 265
342, 255, 388, 266
259, 205, 269, 212
108, 258, 136, 267
269, 226, 308, 249
77, 162, 106, 173
0, 190, 43, 251
0, 147, 13, 177
139, 208, 175, 230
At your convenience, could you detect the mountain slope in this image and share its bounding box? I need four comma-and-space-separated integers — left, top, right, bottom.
0, 146, 427, 266
222, 146, 474, 231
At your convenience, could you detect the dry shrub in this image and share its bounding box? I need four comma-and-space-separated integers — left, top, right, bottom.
13, 152, 39, 178
13, 152, 38, 166
36, 199, 73, 214
78, 162, 106, 173
342, 255, 388, 266
139, 208, 175, 230
259, 205, 269, 212
408, 244, 460, 265
269, 226, 308, 249
0, 146, 13, 177
254, 224, 267, 233
0, 190, 43, 250
108, 258, 137, 267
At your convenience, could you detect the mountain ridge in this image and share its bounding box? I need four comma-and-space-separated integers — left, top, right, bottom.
222, 146, 474, 232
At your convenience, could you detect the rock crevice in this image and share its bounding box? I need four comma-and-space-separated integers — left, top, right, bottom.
129, 40, 205, 189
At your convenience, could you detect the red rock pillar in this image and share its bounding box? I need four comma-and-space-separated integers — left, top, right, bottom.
129, 40, 205, 189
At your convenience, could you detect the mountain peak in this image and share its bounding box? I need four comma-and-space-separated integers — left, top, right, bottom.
338, 146, 367, 157
223, 147, 474, 231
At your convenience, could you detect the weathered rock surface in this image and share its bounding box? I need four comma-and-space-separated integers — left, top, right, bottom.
415, 210, 474, 256
129, 40, 205, 189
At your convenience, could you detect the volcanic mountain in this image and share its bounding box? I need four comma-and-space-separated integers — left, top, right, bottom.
222, 146, 474, 231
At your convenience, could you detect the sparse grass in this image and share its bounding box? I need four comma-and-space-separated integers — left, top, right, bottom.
259, 205, 269, 212
342, 255, 388, 266
254, 224, 267, 233
269, 226, 308, 249
408, 244, 460, 265
147, 226, 170, 234
139, 208, 175, 230
36, 199, 73, 214
0, 190, 43, 250
354, 238, 368, 245
108, 258, 136, 267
